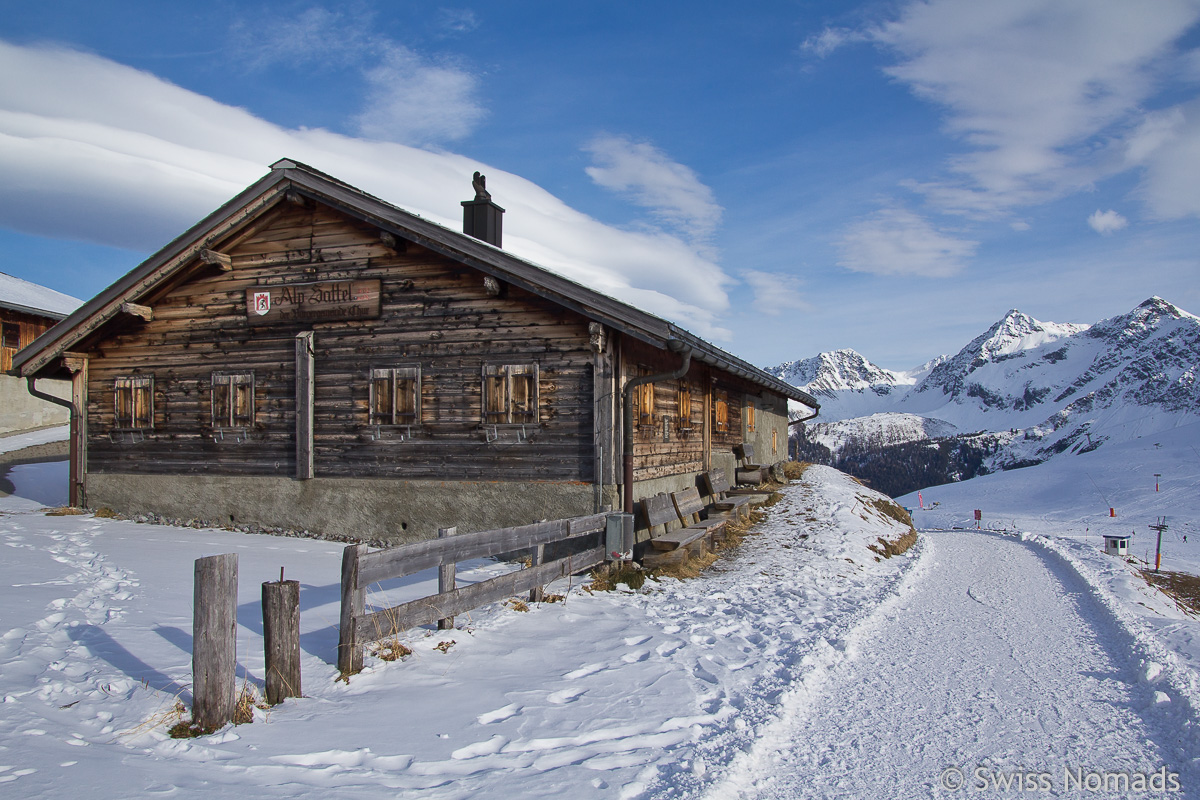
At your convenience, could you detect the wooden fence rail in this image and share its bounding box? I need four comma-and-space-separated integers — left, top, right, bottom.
338, 513, 611, 675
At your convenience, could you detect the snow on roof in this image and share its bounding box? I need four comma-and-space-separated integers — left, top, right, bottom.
0, 272, 82, 318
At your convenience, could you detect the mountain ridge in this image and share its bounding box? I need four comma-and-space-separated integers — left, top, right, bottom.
773, 297, 1200, 495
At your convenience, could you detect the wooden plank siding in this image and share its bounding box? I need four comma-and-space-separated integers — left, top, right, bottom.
0, 309, 57, 372
83, 202, 597, 483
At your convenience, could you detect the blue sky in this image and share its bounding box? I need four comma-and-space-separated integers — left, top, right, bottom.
1, 0, 1199, 370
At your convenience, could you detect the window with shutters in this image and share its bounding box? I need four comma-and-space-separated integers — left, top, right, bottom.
114, 376, 153, 429
745, 398, 756, 432
677, 380, 693, 433
772, 428, 778, 455
370, 366, 421, 426
637, 370, 656, 427
212, 372, 254, 428
0, 322, 19, 372
714, 390, 729, 433
483, 364, 538, 425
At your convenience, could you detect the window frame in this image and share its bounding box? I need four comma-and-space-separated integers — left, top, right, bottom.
677, 380, 693, 433
482, 363, 539, 426
637, 369, 656, 428
1, 321, 19, 351
714, 389, 729, 433
211, 371, 255, 429
370, 365, 422, 427
745, 397, 756, 433
114, 375, 153, 430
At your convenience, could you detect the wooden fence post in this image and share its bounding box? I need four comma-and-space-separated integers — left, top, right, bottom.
529, 544, 545, 603
193, 553, 237, 731
438, 527, 456, 630
338, 544, 366, 677
262, 577, 301, 705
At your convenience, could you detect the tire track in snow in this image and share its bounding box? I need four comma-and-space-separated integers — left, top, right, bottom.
709, 530, 1200, 799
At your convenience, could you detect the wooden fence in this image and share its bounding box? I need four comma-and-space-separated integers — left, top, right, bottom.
338, 513, 612, 675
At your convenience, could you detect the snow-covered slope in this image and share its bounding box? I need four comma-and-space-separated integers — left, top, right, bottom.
803, 412, 959, 458
778, 297, 1200, 470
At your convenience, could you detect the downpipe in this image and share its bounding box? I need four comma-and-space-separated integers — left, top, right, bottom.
26, 376, 76, 416
621, 340, 691, 514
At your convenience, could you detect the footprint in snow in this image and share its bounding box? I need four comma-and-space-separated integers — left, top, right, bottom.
563, 662, 606, 680
547, 687, 585, 704
623, 634, 651, 646
656, 640, 682, 657
476, 704, 520, 724
622, 650, 649, 664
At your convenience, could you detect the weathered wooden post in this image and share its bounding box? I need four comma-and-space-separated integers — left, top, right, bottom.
193, 553, 238, 731
529, 543, 545, 603
338, 543, 366, 677
438, 527, 456, 630
262, 572, 301, 705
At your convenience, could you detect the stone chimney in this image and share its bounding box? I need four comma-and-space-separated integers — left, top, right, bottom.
461, 171, 504, 247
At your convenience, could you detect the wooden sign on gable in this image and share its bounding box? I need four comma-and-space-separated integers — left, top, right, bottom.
245, 279, 381, 325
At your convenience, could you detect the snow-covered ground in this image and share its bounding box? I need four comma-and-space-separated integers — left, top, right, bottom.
900, 421, 1200, 761
0, 424, 70, 457
0, 465, 921, 798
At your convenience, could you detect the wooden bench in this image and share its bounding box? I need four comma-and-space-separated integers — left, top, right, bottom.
640, 493, 710, 556
702, 469, 754, 519
735, 442, 766, 485
671, 487, 728, 547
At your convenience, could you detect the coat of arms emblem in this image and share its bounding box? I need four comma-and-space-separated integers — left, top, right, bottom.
252, 291, 271, 316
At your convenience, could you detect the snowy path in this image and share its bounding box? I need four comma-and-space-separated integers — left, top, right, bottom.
714, 530, 1198, 799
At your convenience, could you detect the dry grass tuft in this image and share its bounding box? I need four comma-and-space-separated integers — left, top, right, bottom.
505, 598, 530, 612
781, 461, 810, 481
760, 491, 785, 508
232, 681, 269, 725
1140, 570, 1200, 616
434, 640, 456, 653
868, 530, 919, 559
44, 506, 87, 517
541, 593, 565, 603
372, 638, 413, 662
867, 497, 915, 530
93, 507, 122, 519
650, 551, 719, 581
588, 561, 647, 591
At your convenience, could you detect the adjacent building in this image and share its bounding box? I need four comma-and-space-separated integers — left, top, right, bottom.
10, 160, 818, 542
1, 272, 81, 434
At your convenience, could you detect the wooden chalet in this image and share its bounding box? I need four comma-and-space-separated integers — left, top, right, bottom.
10, 160, 819, 543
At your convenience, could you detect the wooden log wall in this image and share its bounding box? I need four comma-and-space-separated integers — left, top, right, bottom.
83, 200, 596, 483
620, 337, 771, 483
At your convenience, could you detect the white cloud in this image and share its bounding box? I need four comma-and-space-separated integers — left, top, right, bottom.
230, 7, 372, 71
437, 8, 480, 35
229, 6, 485, 145
742, 270, 811, 316
872, 0, 1200, 216
1125, 101, 1200, 220
355, 47, 485, 145
584, 135, 723, 244
837, 208, 978, 277
0, 40, 732, 339
801, 27, 866, 58
1088, 209, 1128, 235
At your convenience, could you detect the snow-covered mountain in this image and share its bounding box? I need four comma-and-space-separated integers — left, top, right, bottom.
773, 297, 1200, 482
802, 412, 959, 458
773, 349, 941, 421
